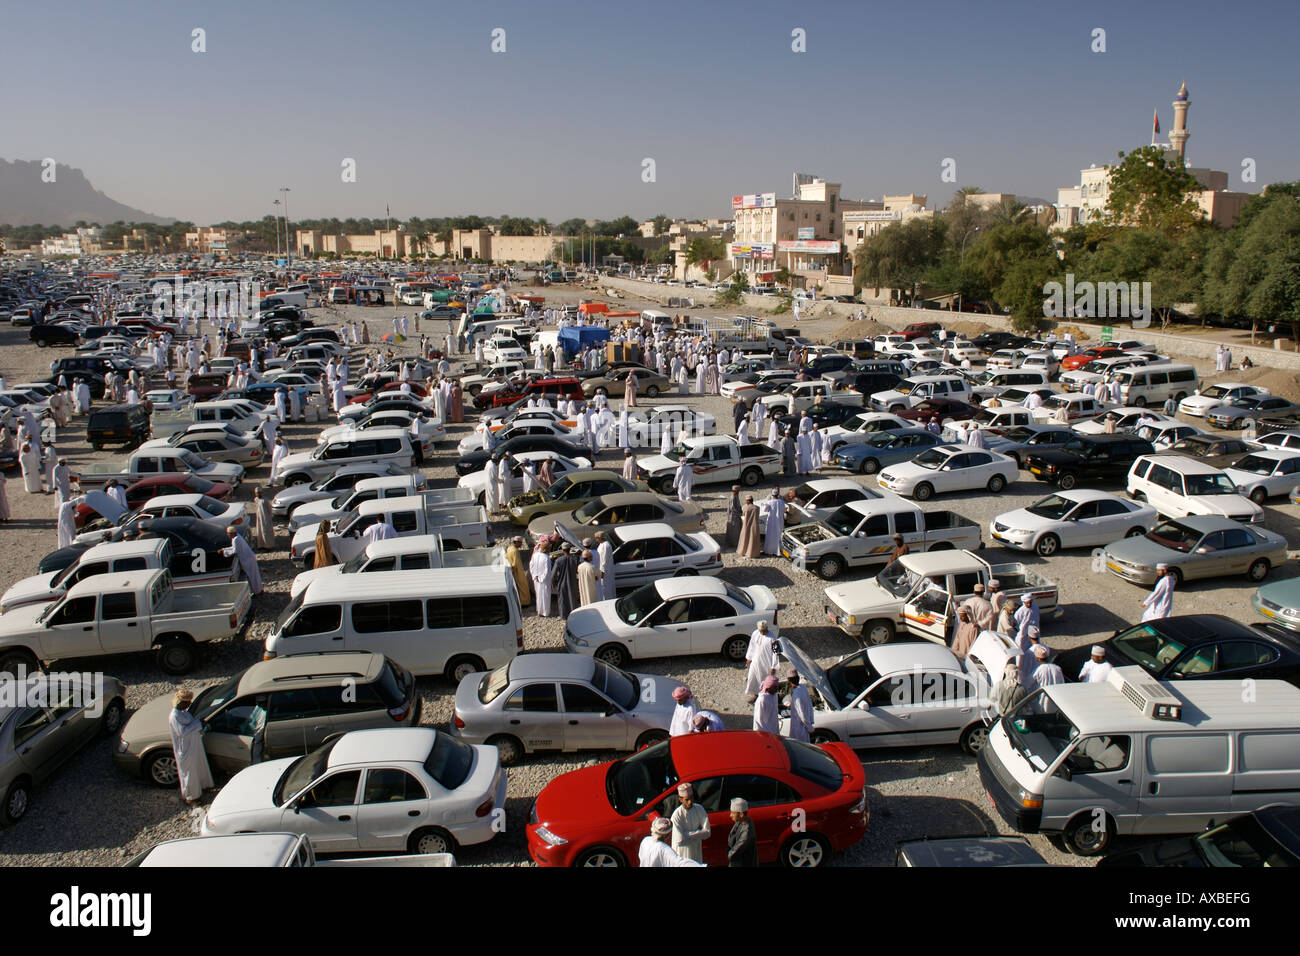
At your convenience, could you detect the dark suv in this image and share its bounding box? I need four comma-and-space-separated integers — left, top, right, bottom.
1024, 434, 1155, 490
87, 403, 152, 450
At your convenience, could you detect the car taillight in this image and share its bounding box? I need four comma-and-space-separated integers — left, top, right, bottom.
476, 795, 495, 817
516, 628, 524, 648
388, 702, 411, 721
453, 713, 465, 729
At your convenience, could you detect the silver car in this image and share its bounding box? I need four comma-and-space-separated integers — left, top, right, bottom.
270, 464, 418, 518
450, 654, 683, 765
2, 673, 126, 824
1101, 515, 1288, 587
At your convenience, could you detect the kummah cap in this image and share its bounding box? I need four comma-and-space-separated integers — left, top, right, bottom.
730, 798, 748, 812
1027, 625, 1041, 640
1021, 593, 1032, 603
1091, 646, 1107, 657
988, 579, 1001, 589
1156, 562, 1170, 571
1033, 644, 1050, 660
692, 713, 710, 730
761, 676, 778, 692
677, 782, 693, 796
973, 583, 984, 593
672, 686, 691, 702
651, 817, 672, 836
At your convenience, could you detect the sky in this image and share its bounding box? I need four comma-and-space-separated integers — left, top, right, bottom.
3, 0, 1297, 224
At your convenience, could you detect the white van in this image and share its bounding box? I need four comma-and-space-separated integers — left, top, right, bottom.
640, 310, 671, 326
979, 665, 1300, 855
273, 427, 415, 486
1111, 362, 1198, 408
264, 567, 522, 682
973, 369, 1051, 400
1127, 454, 1264, 524
260, 291, 309, 309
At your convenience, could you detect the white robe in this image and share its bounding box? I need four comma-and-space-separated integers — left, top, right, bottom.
796, 433, 814, 473
753, 692, 780, 733
670, 803, 711, 862
596, 540, 615, 600
1141, 574, 1175, 621
495, 457, 512, 505
530, 550, 554, 616
222, 534, 263, 593
761, 497, 786, 555
669, 700, 700, 736
638, 836, 702, 868
744, 631, 778, 696
672, 462, 694, 501
56, 497, 78, 548
484, 461, 500, 512
20, 446, 41, 493
169, 707, 214, 801
787, 684, 814, 741
1079, 659, 1114, 683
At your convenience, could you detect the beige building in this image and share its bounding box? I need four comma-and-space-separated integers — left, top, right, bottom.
40, 227, 102, 256
841, 194, 932, 260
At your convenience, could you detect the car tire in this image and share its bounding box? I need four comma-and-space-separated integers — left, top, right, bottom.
741, 467, 761, 487
1125, 526, 1146, 538
655, 478, 674, 496
100, 698, 126, 737
634, 730, 669, 751
859, 458, 880, 475
445, 655, 486, 684
959, 722, 989, 755
0, 650, 40, 677
575, 846, 627, 867
594, 643, 630, 669
864, 619, 895, 645
722, 635, 750, 661
810, 729, 838, 744
1249, 558, 1270, 582
645, 385, 660, 398
1232, 418, 1245, 430
486, 734, 524, 767
144, 751, 179, 788
1063, 811, 1113, 856
913, 482, 934, 501
816, 555, 844, 580
408, 826, 458, 856
987, 474, 1007, 493
1249, 487, 1267, 505
286, 474, 309, 486
781, 832, 831, 868
1133, 396, 1146, 408
1034, 533, 1061, 557
1175, 392, 1188, 403
2, 778, 32, 824
1167, 567, 1184, 587
155, 637, 197, 675
1056, 472, 1078, 491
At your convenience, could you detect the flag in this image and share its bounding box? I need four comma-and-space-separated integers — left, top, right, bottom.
1153, 109, 1160, 135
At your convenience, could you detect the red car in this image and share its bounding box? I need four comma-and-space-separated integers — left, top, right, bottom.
897, 398, 981, 423
1060, 346, 1123, 371
73, 474, 233, 528
526, 731, 868, 868
901, 322, 943, 341
485, 376, 585, 410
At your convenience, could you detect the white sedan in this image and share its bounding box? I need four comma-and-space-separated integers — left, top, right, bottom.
605, 523, 722, 590
201, 729, 506, 856
1179, 383, 1268, 418
458, 452, 590, 504
456, 419, 580, 455
821, 412, 912, 452
563, 577, 779, 669
788, 478, 899, 525
626, 406, 717, 447
1224, 450, 1300, 504
74, 493, 248, 545
877, 445, 1018, 501
990, 489, 1157, 556
1135, 420, 1205, 450
1074, 407, 1171, 435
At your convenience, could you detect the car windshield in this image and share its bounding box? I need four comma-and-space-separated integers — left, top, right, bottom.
783, 738, 842, 791
1192, 814, 1295, 867
1002, 690, 1080, 771
869, 432, 904, 448
825, 652, 879, 709
876, 559, 923, 598
191, 674, 241, 721
1026, 494, 1076, 520
607, 740, 678, 816
1185, 473, 1237, 496
179, 451, 206, 469
615, 584, 662, 625
911, 448, 946, 470
1110, 624, 1186, 676
1146, 520, 1199, 553
542, 474, 574, 501
592, 660, 640, 711
826, 506, 862, 537
333, 509, 360, 535
1232, 455, 1275, 475
339, 550, 370, 574
197, 495, 225, 513
275, 738, 339, 806
1201, 386, 1230, 400
424, 732, 475, 790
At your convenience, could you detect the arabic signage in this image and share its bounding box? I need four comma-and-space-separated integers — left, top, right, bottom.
776, 239, 841, 254
732, 193, 777, 209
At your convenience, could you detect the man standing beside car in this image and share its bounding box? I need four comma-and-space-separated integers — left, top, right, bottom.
727, 799, 758, 867
670, 782, 711, 863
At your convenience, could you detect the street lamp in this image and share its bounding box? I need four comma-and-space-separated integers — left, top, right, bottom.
279, 186, 291, 271
272, 199, 282, 261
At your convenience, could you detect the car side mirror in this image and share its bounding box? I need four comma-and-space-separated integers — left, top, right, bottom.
1057, 765, 1073, 782
856, 700, 870, 711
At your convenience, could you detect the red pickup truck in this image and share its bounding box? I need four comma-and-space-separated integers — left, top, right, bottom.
901, 322, 943, 341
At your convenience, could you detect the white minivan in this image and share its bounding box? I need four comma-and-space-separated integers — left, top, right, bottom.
979, 665, 1300, 855
1111, 363, 1199, 408
264, 567, 522, 682
1127, 454, 1264, 524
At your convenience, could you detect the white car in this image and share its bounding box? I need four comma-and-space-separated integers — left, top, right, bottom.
883, 341, 944, 362
145, 389, 191, 411
626, 406, 718, 446
456, 418, 579, 455
271, 464, 418, 519
942, 341, 985, 364
1074, 407, 1170, 435
1248, 430, 1300, 452
821, 412, 912, 452
320, 411, 446, 455
563, 577, 779, 669
990, 489, 1157, 556
788, 478, 899, 525
457, 452, 590, 504
200, 729, 506, 857
1135, 420, 1205, 450
1223, 450, 1300, 504
288, 474, 429, 532
877, 445, 1019, 501
605, 523, 722, 590
1178, 383, 1267, 418
73, 493, 248, 545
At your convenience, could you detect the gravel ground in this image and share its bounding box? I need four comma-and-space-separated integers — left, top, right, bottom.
1, 284, 1293, 867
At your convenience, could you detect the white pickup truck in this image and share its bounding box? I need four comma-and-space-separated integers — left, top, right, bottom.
636, 435, 783, 494
289, 496, 491, 568
288, 478, 471, 533
823, 549, 1061, 645
0, 568, 253, 675
127, 832, 454, 867
151, 400, 273, 439
73, 447, 245, 491
757, 380, 866, 418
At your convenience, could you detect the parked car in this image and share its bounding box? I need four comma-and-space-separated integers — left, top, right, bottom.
457, 435, 591, 478
72, 474, 232, 529
1098, 806, 1300, 868
450, 654, 684, 765
1155, 434, 1252, 469
1206, 395, 1300, 430
833, 428, 944, 475
877, 445, 1019, 500
529, 492, 706, 543
603, 523, 723, 589
991, 489, 1157, 556
983, 424, 1074, 466
1025, 434, 1155, 490
270, 464, 421, 519
1179, 383, 1269, 418
580, 365, 670, 400
1101, 516, 1287, 587
506, 470, 646, 526
1224, 450, 1300, 504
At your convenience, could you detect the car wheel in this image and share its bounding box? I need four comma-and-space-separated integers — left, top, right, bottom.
594, 643, 630, 668
155, 637, 197, 675
0, 650, 40, 677
781, 832, 831, 868
575, 846, 626, 867
100, 698, 126, 737
1130, 491, 1146, 502
286, 474, 309, 486
1125, 526, 1146, 538
144, 751, 179, 788
722, 635, 750, 661
913, 482, 934, 501
1008, 452, 1021, 467
634, 730, 669, 751
2, 778, 31, 824
655, 478, 674, 496
36, 339, 47, 348
445, 655, 485, 683
1249, 487, 1267, 505
987, 474, 1006, 493
1167, 567, 1184, 587
1133, 396, 1146, 408
645, 385, 660, 398
408, 826, 458, 856
1249, 558, 1271, 582
1033, 533, 1061, 558
810, 729, 838, 744
859, 458, 880, 475
1232, 418, 1245, 430
864, 619, 895, 645
486, 734, 524, 767
1056, 471, 1079, 491
1063, 811, 1113, 856
816, 554, 844, 580
740, 467, 761, 487
959, 722, 989, 755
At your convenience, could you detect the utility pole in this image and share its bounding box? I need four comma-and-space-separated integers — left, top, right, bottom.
273, 198, 282, 262
279, 186, 291, 272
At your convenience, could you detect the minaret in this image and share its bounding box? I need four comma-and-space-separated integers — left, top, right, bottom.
1169, 80, 1190, 161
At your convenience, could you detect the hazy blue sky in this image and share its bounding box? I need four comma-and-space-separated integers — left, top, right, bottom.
4, 0, 1295, 224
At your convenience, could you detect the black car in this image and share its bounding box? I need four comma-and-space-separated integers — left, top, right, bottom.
29, 323, 82, 347
775, 402, 863, 432
1023, 434, 1154, 490
1055, 614, 1300, 687
804, 354, 856, 376
972, 331, 1032, 351
456, 435, 592, 477
44, 370, 107, 399
1098, 806, 1300, 868
87, 404, 151, 450
37, 517, 239, 577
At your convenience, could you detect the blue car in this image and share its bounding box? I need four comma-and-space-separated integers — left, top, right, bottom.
983, 424, 1075, 467
832, 427, 942, 475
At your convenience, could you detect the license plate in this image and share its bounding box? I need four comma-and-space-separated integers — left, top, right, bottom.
781, 549, 790, 558
1028, 466, 1042, 475
1106, 561, 1122, 573
1260, 606, 1276, 618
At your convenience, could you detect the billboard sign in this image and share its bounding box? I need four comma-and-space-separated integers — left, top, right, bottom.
731, 193, 777, 209
777, 239, 840, 254
797, 227, 815, 239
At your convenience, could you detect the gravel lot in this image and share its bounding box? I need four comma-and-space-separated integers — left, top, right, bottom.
2, 284, 1293, 867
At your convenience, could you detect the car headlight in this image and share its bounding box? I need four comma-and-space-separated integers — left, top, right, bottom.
116, 737, 130, 753
567, 630, 589, 647
1282, 607, 1300, 618
534, 826, 568, 847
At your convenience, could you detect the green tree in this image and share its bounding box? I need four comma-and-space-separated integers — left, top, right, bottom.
685, 235, 726, 274
853, 217, 947, 300
652, 214, 672, 236
1104, 145, 1203, 236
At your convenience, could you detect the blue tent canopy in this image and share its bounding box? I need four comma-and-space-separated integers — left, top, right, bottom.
557, 325, 610, 359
